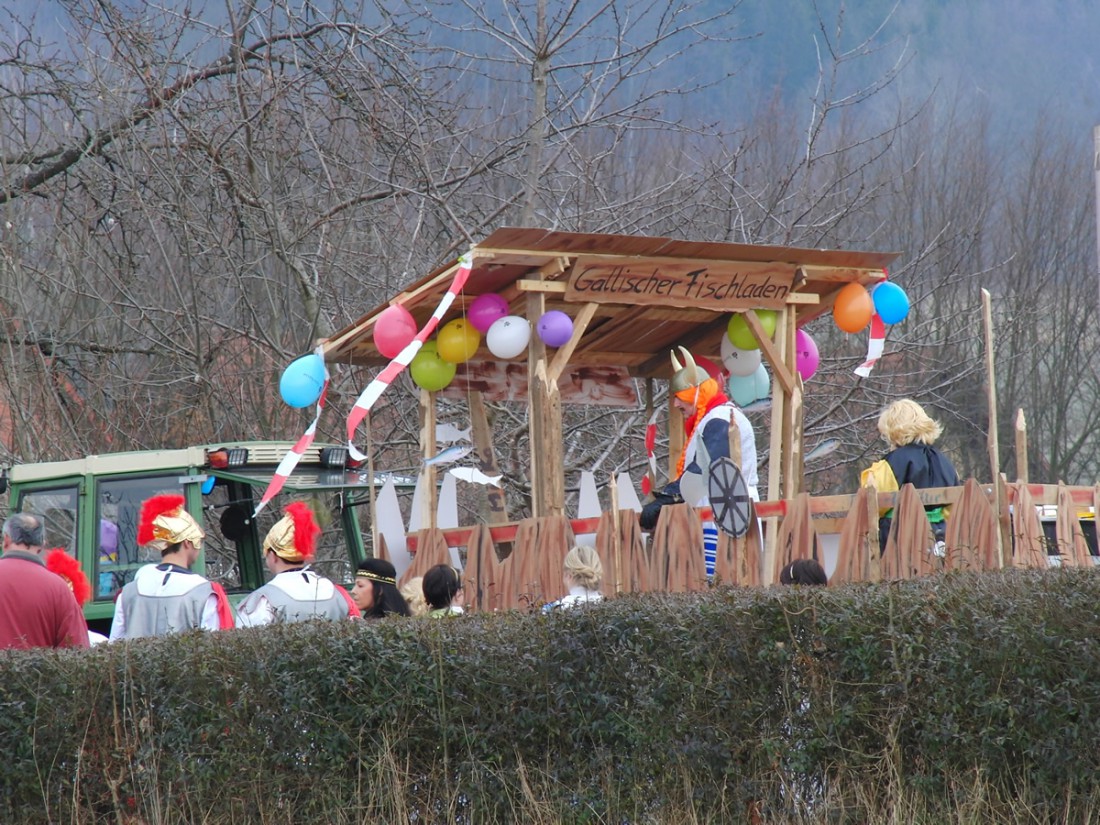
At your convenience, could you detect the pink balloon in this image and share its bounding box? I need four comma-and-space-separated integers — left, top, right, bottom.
536, 310, 574, 347
468, 293, 510, 333
373, 304, 417, 359
795, 328, 820, 381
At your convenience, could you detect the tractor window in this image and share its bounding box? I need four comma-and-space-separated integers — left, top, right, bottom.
19, 487, 79, 553
95, 476, 193, 601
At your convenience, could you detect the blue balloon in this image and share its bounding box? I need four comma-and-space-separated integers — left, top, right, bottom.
752, 363, 770, 400
279, 354, 326, 408
872, 282, 910, 325
726, 371, 757, 407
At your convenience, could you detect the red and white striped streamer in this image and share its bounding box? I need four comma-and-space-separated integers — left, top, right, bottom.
346, 251, 473, 462
854, 313, 886, 378
854, 272, 889, 378
640, 408, 660, 496
254, 346, 330, 517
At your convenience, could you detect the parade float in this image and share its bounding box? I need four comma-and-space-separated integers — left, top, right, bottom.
251, 226, 1090, 611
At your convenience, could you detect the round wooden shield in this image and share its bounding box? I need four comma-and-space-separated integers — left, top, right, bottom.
707, 456, 752, 538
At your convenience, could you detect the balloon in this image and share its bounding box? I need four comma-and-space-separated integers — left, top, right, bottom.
468, 293, 510, 333
726, 371, 757, 407
436, 318, 481, 363
410, 341, 456, 392
795, 328, 820, 381
279, 353, 326, 408
721, 333, 762, 377
872, 282, 911, 325
373, 304, 418, 359
833, 282, 874, 333
726, 309, 777, 351
536, 310, 574, 347
486, 315, 531, 359
752, 363, 770, 400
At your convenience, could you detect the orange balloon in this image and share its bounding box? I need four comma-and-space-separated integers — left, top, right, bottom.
833, 283, 873, 333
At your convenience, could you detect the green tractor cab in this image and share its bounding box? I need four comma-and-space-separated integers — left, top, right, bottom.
6, 442, 414, 635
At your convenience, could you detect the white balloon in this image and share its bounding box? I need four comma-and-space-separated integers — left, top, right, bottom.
486, 315, 531, 359
721, 333, 762, 377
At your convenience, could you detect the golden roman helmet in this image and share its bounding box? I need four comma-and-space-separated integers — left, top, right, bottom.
137, 494, 205, 552
670, 346, 710, 395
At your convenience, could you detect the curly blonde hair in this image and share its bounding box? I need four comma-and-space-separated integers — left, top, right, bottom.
564, 545, 603, 590
400, 576, 428, 617
877, 399, 943, 449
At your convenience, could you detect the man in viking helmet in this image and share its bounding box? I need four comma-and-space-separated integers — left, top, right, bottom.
236, 502, 360, 626
640, 347, 759, 570
109, 495, 234, 640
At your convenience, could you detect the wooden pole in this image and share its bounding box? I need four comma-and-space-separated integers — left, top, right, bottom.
609, 473, 623, 594
1014, 408, 1028, 484
364, 410, 379, 556
469, 391, 508, 524
419, 388, 438, 530
982, 288, 1000, 483
982, 288, 1005, 569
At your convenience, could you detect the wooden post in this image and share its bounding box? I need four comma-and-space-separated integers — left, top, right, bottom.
469, 391, 508, 524
364, 410, 379, 556
982, 288, 1000, 484
525, 262, 567, 518
982, 289, 1005, 570
419, 388, 438, 530
762, 309, 789, 585
1014, 408, 1028, 484
609, 473, 623, 594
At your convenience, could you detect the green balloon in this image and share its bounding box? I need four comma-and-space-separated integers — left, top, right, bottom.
727, 310, 777, 351
410, 341, 456, 391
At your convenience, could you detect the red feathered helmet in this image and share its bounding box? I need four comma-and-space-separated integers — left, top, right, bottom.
137, 494, 205, 552
262, 502, 320, 563
46, 549, 92, 606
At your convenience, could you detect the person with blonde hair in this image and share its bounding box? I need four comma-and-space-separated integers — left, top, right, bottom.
862, 399, 960, 551
400, 576, 428, 617
543, 545, 605, 612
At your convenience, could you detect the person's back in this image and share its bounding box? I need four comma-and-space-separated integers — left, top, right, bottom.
117, 563, 219, 637
0, 514, 90, 650
109, 494, 233, 640
236, 502, 357, 627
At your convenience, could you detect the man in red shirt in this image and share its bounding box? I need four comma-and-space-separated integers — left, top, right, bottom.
0, 513, 91, 650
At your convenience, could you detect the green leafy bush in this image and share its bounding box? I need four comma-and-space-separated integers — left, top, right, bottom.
2, 569, 1099, 823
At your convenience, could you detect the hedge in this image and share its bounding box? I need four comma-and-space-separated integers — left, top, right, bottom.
2, 568, 1099, 823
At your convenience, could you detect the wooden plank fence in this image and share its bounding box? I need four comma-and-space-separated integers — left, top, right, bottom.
397, 479, 1099, 611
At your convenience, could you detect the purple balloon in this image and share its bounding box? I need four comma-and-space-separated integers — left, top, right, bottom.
468, 293, 510, 333
795, 328, 820, 381
536, 310, 574, 347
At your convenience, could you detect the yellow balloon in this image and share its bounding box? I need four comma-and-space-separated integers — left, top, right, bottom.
436, 319, 481, 363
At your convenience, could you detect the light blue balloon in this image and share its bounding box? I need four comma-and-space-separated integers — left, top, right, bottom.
752, 363, 770, 399
279, 353, 326, 408
726, 371, 757, 406
872, 282, 910, 324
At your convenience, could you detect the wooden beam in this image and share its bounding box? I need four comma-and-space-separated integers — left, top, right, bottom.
516, 279, 568, 293
982, 288, 1000, 484
741, 310, 796, 395
418, 389, 438, 530
1015, 408, 1028, 483
785, 293, 820, 304
469, 391, 508, 525
547, 302, 599, 383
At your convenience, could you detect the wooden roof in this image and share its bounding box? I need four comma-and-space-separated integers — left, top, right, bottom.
322, 227, 899, 380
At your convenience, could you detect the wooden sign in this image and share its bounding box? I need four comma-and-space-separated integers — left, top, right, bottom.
564, 256, 797, 311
